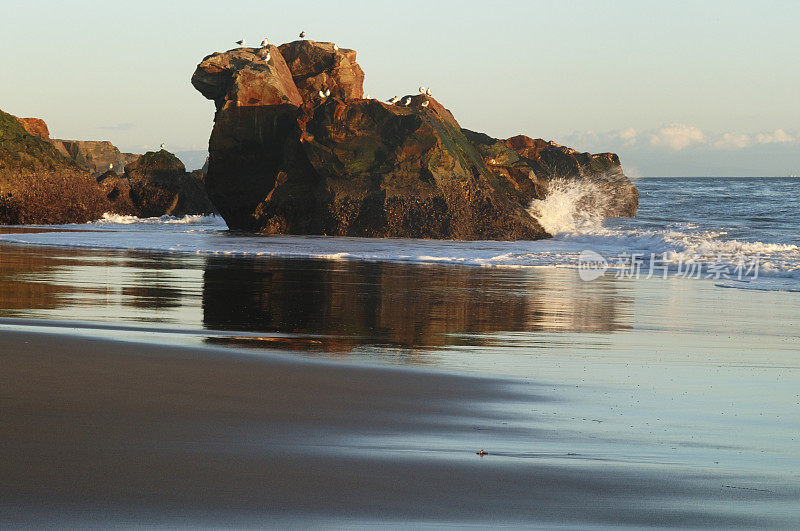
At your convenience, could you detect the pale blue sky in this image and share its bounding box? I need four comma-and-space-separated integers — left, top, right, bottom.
2, 0, 798, 175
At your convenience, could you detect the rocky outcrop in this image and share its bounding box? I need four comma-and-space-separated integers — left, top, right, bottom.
192, 39, 637, 239
124, 150, 216, 217
0, 109, 111, 224
14, 117, 51, 140
194, 41, 545, 239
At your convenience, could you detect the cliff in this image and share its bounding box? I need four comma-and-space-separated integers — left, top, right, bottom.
0, 109, 111, 224
192, 39, 637, 239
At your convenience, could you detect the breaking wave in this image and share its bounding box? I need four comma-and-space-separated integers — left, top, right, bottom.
95, 213, 226, 225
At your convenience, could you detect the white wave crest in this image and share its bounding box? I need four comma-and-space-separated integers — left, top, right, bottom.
95, 213, 225, 225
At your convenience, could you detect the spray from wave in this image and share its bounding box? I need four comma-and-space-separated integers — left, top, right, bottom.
527, 179, 610, 235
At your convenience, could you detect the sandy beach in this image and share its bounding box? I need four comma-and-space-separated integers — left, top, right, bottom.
1, 241, 799, 527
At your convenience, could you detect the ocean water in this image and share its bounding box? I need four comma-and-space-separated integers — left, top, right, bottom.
1, 177, 798, 291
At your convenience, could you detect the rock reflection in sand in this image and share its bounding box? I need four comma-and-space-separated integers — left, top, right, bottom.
201, 256, 632, 352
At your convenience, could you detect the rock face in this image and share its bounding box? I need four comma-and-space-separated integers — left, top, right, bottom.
193, 40, 637, 239
14, 117, 51, 140
124, 150, 216, 217
278, 40, 364, 101
192, 46, 303, 111
0, 109, 111, 224
50, 140, 127, 177
465, 132, 639, 217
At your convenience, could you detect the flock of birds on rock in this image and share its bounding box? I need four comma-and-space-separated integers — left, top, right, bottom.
233, 33, 434, 108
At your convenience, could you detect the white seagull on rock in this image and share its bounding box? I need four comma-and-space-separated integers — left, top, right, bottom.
236, 38, 246, 47
261, 38, 270, 47
324, 88, 331, 97
388, 96, 399, 104
402, 96, 411, 106
333, 43, 339, 51
160, 142, 166, 149
108, 163, 114, 170
421, 100, 429, 107
418, 86, 426, 94
264, 52, 271, 61
426, 88, 432, 96
318, 90, 326, 99
299, 31, 306, 39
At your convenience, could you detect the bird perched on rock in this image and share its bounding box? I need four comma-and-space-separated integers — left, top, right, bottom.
388, 96, 399, 104
421, 100, 429, 107
401, 96, 411, 106
236, 38, 246, 47
299, 31, 306, 39
108, 163, 114, 170
333, 43, 339, 51
318, 90, 326, 99
264, 52, 271, 62
260, 37, 270, 47
160, 142, 165, 149
426, 87, 433, 96
418, 86, 426, 94
324, 88, 331, 97
363, 93, 371, 99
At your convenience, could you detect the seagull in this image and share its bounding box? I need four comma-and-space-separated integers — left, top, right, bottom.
363, 93, 371, 99
261, 37, 270, 47
236, 38, 246, 47
333, 43, 339, 51
419, 86, 426, 94
426, 87, 432, 96
421, 100, 429, 107
264, 52, 271, 61
388, 96, 399, 104
299, 31, 306, 39
160, 142, 165, 149
402, 96, 411, 106
318, 90, 326, 98
108, 163, 114, 170
324, 88, 331, 97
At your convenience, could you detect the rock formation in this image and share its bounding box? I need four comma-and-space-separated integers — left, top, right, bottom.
193, 41, 547, 239
192, 39, 638, 239
0, 109, 111, 224
123, 150, 216, 217
1, 109, 215, 223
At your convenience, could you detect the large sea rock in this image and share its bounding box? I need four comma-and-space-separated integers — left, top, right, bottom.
0, 109, 111, 224
123, 150, 216, 217
192, 40, 637, 239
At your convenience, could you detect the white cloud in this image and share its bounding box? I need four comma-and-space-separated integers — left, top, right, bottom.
713, 132, 752, 150
648, 123, 705, 151
617, 127, 638, 146
756, 128, 795, 144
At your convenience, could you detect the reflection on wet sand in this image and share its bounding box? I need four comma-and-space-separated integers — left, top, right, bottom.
202, 257, 632, 352
0, 243, 204, 324
0, 243, 632, 353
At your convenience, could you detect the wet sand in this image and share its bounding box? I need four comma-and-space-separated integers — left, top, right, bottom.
1, 330, 797, 528
1, 243, 799, 527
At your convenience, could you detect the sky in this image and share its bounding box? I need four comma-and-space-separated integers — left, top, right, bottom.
1, 0, 798, 176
